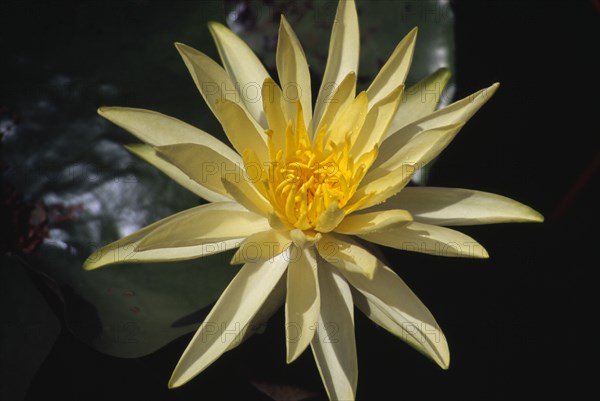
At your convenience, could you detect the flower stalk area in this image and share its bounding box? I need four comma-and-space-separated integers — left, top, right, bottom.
84, 0, 542, 399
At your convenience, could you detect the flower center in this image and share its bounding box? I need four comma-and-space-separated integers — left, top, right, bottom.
249, 101, 377, 232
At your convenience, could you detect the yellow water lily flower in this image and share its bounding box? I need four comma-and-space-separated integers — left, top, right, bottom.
85, 0, 543, 399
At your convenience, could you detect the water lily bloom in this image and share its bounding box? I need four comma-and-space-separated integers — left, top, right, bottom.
85, 0, 543, 399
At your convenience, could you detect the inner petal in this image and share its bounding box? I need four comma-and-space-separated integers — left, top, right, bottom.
249, 99, 378, 232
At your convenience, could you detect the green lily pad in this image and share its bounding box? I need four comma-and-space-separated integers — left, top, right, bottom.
0, 256, 60, 401
2, 71, 241, 357
30, 244, 238, 358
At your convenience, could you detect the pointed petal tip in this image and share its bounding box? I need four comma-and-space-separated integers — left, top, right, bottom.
82, 258, 98, 271
480, 246, 490, 259
438, 354, 450, 370
427, 336, 450, 370
206, 21, 220, 37
285, 348, 303, 365
229, 251, 245, 266
174, 42, 209, 60
278, 14, 298, 43
207, 20, 227, 34
174, 42, 191, 53
471, 82, 500, 103
440, 344, 450, 370
97, 106, 128, 119
168, 367, 193, 388
83, 251, 108, 270
437, 67, 452, 79
522, 205, 544, 223
477, 82, 500, 102
285, 344, 297, 364
167, 376, 183, 389
431, 330, 450, 369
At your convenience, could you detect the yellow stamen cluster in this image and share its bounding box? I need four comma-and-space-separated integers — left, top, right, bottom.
247, 101, 378, 231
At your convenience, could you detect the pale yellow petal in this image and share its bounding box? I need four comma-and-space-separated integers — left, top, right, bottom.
335, 209, 412, 235
316, 234, 377, 279
155, 143, 271, 214
125, 144, 229, 203
175, 42, 250, 122
213, 99, 269, 163
327, 91, 368, 146
229, 273, 286, 350
359, 221, 489, 258
262, 78, 287, 151
366, 27, 417, 107
377, 83, 499, 167
346, 163, 416, 213
350, 123, 465, 211
208, 22, 270, 127
97, 107, 241, 162
289, 229, 322, 249
276, 15, 312, 128
368, 187, 544, 226
231, 229, 292, 265
339, 258, 450, 369
83, 202, 246, 270
169, 251, 290, 388
285, 246, 320, 363
313, 0, 359, 130
136, 203, 268, 251
84, 239, 241, 271
315, 201, 346, 233
351, 84, 404, 158
386, 68, 452, 138
221, 176, 272, 216
311, 261, 357, 401
375, 122, 465, 176
314, 71, 357, 138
